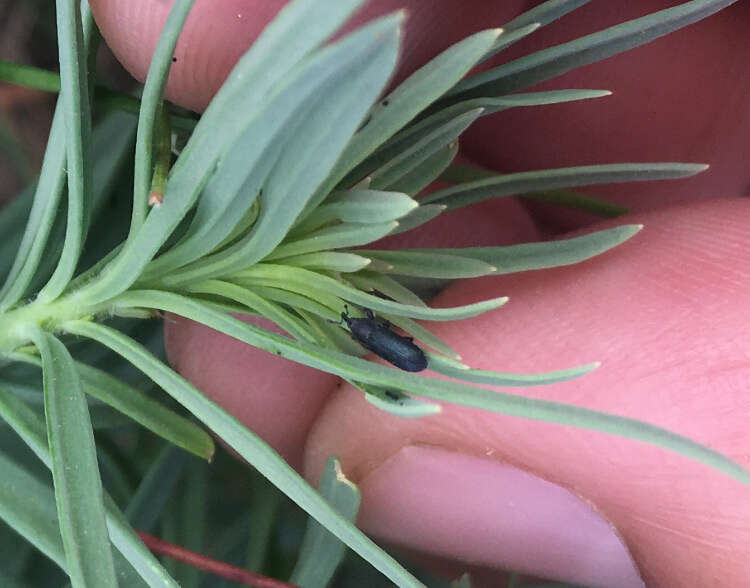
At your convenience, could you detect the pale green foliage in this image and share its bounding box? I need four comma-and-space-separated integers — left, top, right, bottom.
0, 1, 745, 587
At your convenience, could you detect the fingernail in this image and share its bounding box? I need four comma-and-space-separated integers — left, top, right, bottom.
357, 446, 643, 588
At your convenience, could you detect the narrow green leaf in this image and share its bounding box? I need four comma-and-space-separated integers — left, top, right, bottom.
386, 142, 458, 196
345, 273, 428, 308
245, 476, 280, 572
103, 495, 182, 588
520, 188, 629, 218
0, 449, 66, 571
365, 108, 483, 190
363, 386, 442, 418
186, 280, 318, 343
0, 106, 66, 310
8, 353, 215, 461
426, 353, 600, 386
130, 0, 195, 233
247, 286, 341, 321
479, 23, 541, 65
0, 379, 180, 588
276, 252, 372, 273
142, 9, 387, 277
229, 264, 508, 320
0, 110, 134, 309
385, 204, 447, 236
92, 292, 750, 489
447, 0, 739, 100
384, 90, 611, 165
0, 58, 63, 93
178, 460, 208, 588
38, 0, 93, 303
357, 250, 497, 278
77, 362, 214, 460
64, 320, 426, 588
502, 0, 590, 31
168, 15, 402, 284
433, 225, 642, 273
288, 189, 417, 238
0, 383, 49, 464
291, 457, 361, 588
266, 221, 397, 261
325, 190, 420, 223
311, 27, 502, 205
76, 0, 370, 305
29, 328, 117, 588
422, 163, 707, 210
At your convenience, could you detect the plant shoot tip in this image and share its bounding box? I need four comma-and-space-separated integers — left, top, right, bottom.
148, 191, 164, 207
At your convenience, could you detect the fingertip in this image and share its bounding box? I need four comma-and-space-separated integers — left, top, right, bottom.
90, 0, 286, 112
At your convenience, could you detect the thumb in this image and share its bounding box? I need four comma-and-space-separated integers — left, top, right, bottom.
304, 197, 750, 587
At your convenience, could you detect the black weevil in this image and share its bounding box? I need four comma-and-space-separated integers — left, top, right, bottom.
335, 305, 428, 372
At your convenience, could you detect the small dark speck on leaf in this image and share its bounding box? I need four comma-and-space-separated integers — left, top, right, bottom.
172, 56, 177, 62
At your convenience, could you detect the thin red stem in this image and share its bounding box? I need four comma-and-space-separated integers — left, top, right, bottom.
137, 531, 299, 588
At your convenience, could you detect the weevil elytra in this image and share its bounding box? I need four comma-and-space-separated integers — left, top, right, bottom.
336, 305, 428, 372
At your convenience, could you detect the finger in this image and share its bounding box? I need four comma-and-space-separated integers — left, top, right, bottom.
164, 314, 339, 471
89, 0, 527, 112
460, 1, 750, 225
304, 197, 750, 587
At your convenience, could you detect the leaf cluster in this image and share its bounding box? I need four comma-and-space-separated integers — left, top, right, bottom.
0, 1, 745, 586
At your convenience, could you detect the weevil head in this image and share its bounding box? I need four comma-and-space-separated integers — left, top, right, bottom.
340, 304, 352, 327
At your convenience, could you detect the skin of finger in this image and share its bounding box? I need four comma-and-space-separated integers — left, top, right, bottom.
460, 0, 750, 226
164, 314, 339, 471
88, 0, 528, 113
303, 197, 750, 587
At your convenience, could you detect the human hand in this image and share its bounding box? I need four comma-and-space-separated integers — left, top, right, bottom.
90, 1, 750, 586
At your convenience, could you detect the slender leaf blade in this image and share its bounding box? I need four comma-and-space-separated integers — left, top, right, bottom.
30, 329, 117, 588
174, 15, 403, 282
319, 28, 502, 196
280, 252, 372, 273
76, 0, 369, 305
229, 264, 508, 320
432, 224, 642, 273
76, 362, 215, 460
0, 449, 66, 571
130, 0, 194, 233
386, 142, 458, 196
74, 294, 750, 489
38, 0, 93, 303
267, 221, 398, 261
290, 457, 361, 588
502, 0, 591, 31
356, 250, 497, 278
422, 163, 708, 210
448, 0, 740, 100
64, 320, 425, 588
0, 377, 180, 588
125, 446, 187, 533
427, 353, 600, 386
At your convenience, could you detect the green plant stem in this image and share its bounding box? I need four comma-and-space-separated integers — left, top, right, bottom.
0, 59, 197, 132
0, 294, 110, 354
